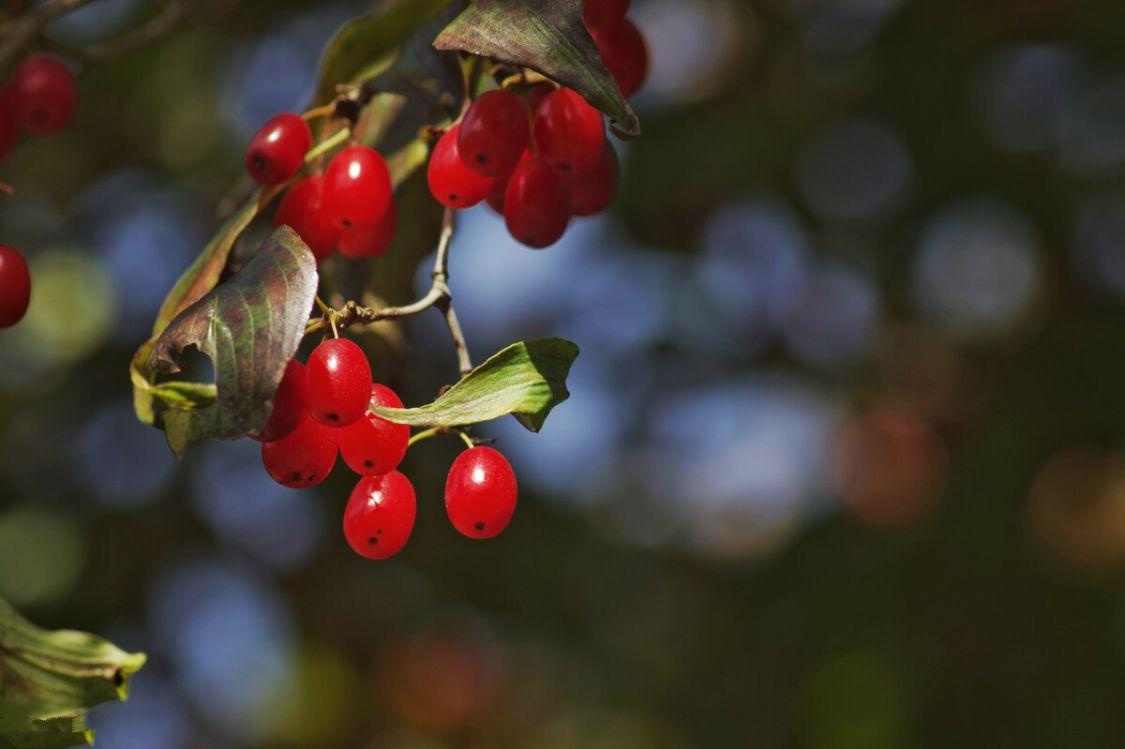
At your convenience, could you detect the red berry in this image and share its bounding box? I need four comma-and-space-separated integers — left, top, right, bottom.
457, 90, 531, 178
0, 245, 31, 328
486, 174, 509, 214
595, 19, 649, 98
252, 359, 307, 443
274, 175, 340, 261
532, 88, 605, 175
504, 155, 570, 248
8, 55, 76, 135
566, 142, 617, 216
583, 0, 630, 32
306, 338, 373, 427
261, 415, 338, 488
523, 83, 555, 114
445, 446, 518, 539
338, 383, 410, 476
338, 200, 397, 260
343, 471, 417, 559
322, 145, 392, 230
244, 112, 312, 186
427, 124, 494, 209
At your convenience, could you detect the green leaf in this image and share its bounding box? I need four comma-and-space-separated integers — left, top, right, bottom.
147, 227, 319, 457
0, 597, 145, 748
371, 338, 579, 431
433, 0, 641, 137
314, 0, 456, 104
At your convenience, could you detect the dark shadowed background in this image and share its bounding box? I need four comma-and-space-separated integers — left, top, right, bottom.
2, 0, 1125, 746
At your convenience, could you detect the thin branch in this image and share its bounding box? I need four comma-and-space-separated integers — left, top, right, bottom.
38, 0, 182, 64
309, 208, 475, 377
0, 0, 97, 68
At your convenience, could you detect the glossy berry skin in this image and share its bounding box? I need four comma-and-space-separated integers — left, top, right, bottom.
9, 55, 76, 135
338, 200, 397, 260
0, 245, 31, 329
261, 415, 338, 488
445, 446, 518, 539
252, 359, 306, 443
504, 155, 570, 248
344, 471, 417, 559
566, 142, 617, 216
427, 124, 493, 209
338, 383, 410, 476
458, 90, 531, 178
244, 113, 312, 185
306, 338, 373, 427
486, 173, 509, 214
322, 145, 392, 230
595, 19, 649, 98
532, 88, 605, 175
274, 175, 340, 261
583, 0, 630, 32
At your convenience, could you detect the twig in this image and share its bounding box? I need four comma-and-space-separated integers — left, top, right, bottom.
0, 0, 99, 68
38, 0, 182, 64
309, 208, 475, 377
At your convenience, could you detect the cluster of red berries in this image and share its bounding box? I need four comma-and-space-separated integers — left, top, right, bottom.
254, 337, 518, 559
244, 114, 397, 263
425, 0, 647, 249
0, 54, 77, 162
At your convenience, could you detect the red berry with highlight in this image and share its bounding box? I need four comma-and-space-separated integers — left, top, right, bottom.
583, 0, 630, 32
504, 155, 570, 248
253, 359, 307, 443
427, 124, 493, 209
595, 19, 649, 98
274, 175, 340, 261
245, 112, 312, 185
445, 446, 518, 539
9, 55, 76, 135
532, 88, 605, 175
344, 471, 417, 559
0, 245, 31, 329
566, 142, 617, 216
306, 338, 373, 427
338, 383, 410, 476
458, 90, 531, 178
261, 415, 338, 488
338, 200, 397, 260
323, 145, 392, 230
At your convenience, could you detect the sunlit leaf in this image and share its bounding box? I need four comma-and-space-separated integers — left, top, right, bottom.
0, 597, 145, 748
371, 338, 579, 431
434, 0, 640, 137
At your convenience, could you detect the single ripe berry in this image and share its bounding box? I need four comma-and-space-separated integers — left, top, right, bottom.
261, 415, 338, 488
252, 359, 307, 443
566, 142, 618, 216
445, 446, 518, 539
532, 88, 605, 175
244, 112, 312, 186
338, 200, 397, 260
0, 245, 31, 328
595, 19, 649, 98
322, 145, 392, 230
504, 155, 570, 248
486, 173, 509, 214
274, 175, 340, 261
583, 0, 630, 32
306, 338, 373, 427
427, 124, 494, 209
338, 383, 410, 476
9, 55, 76, 135
458, 90, 531, 178
343, 471, 417, 559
